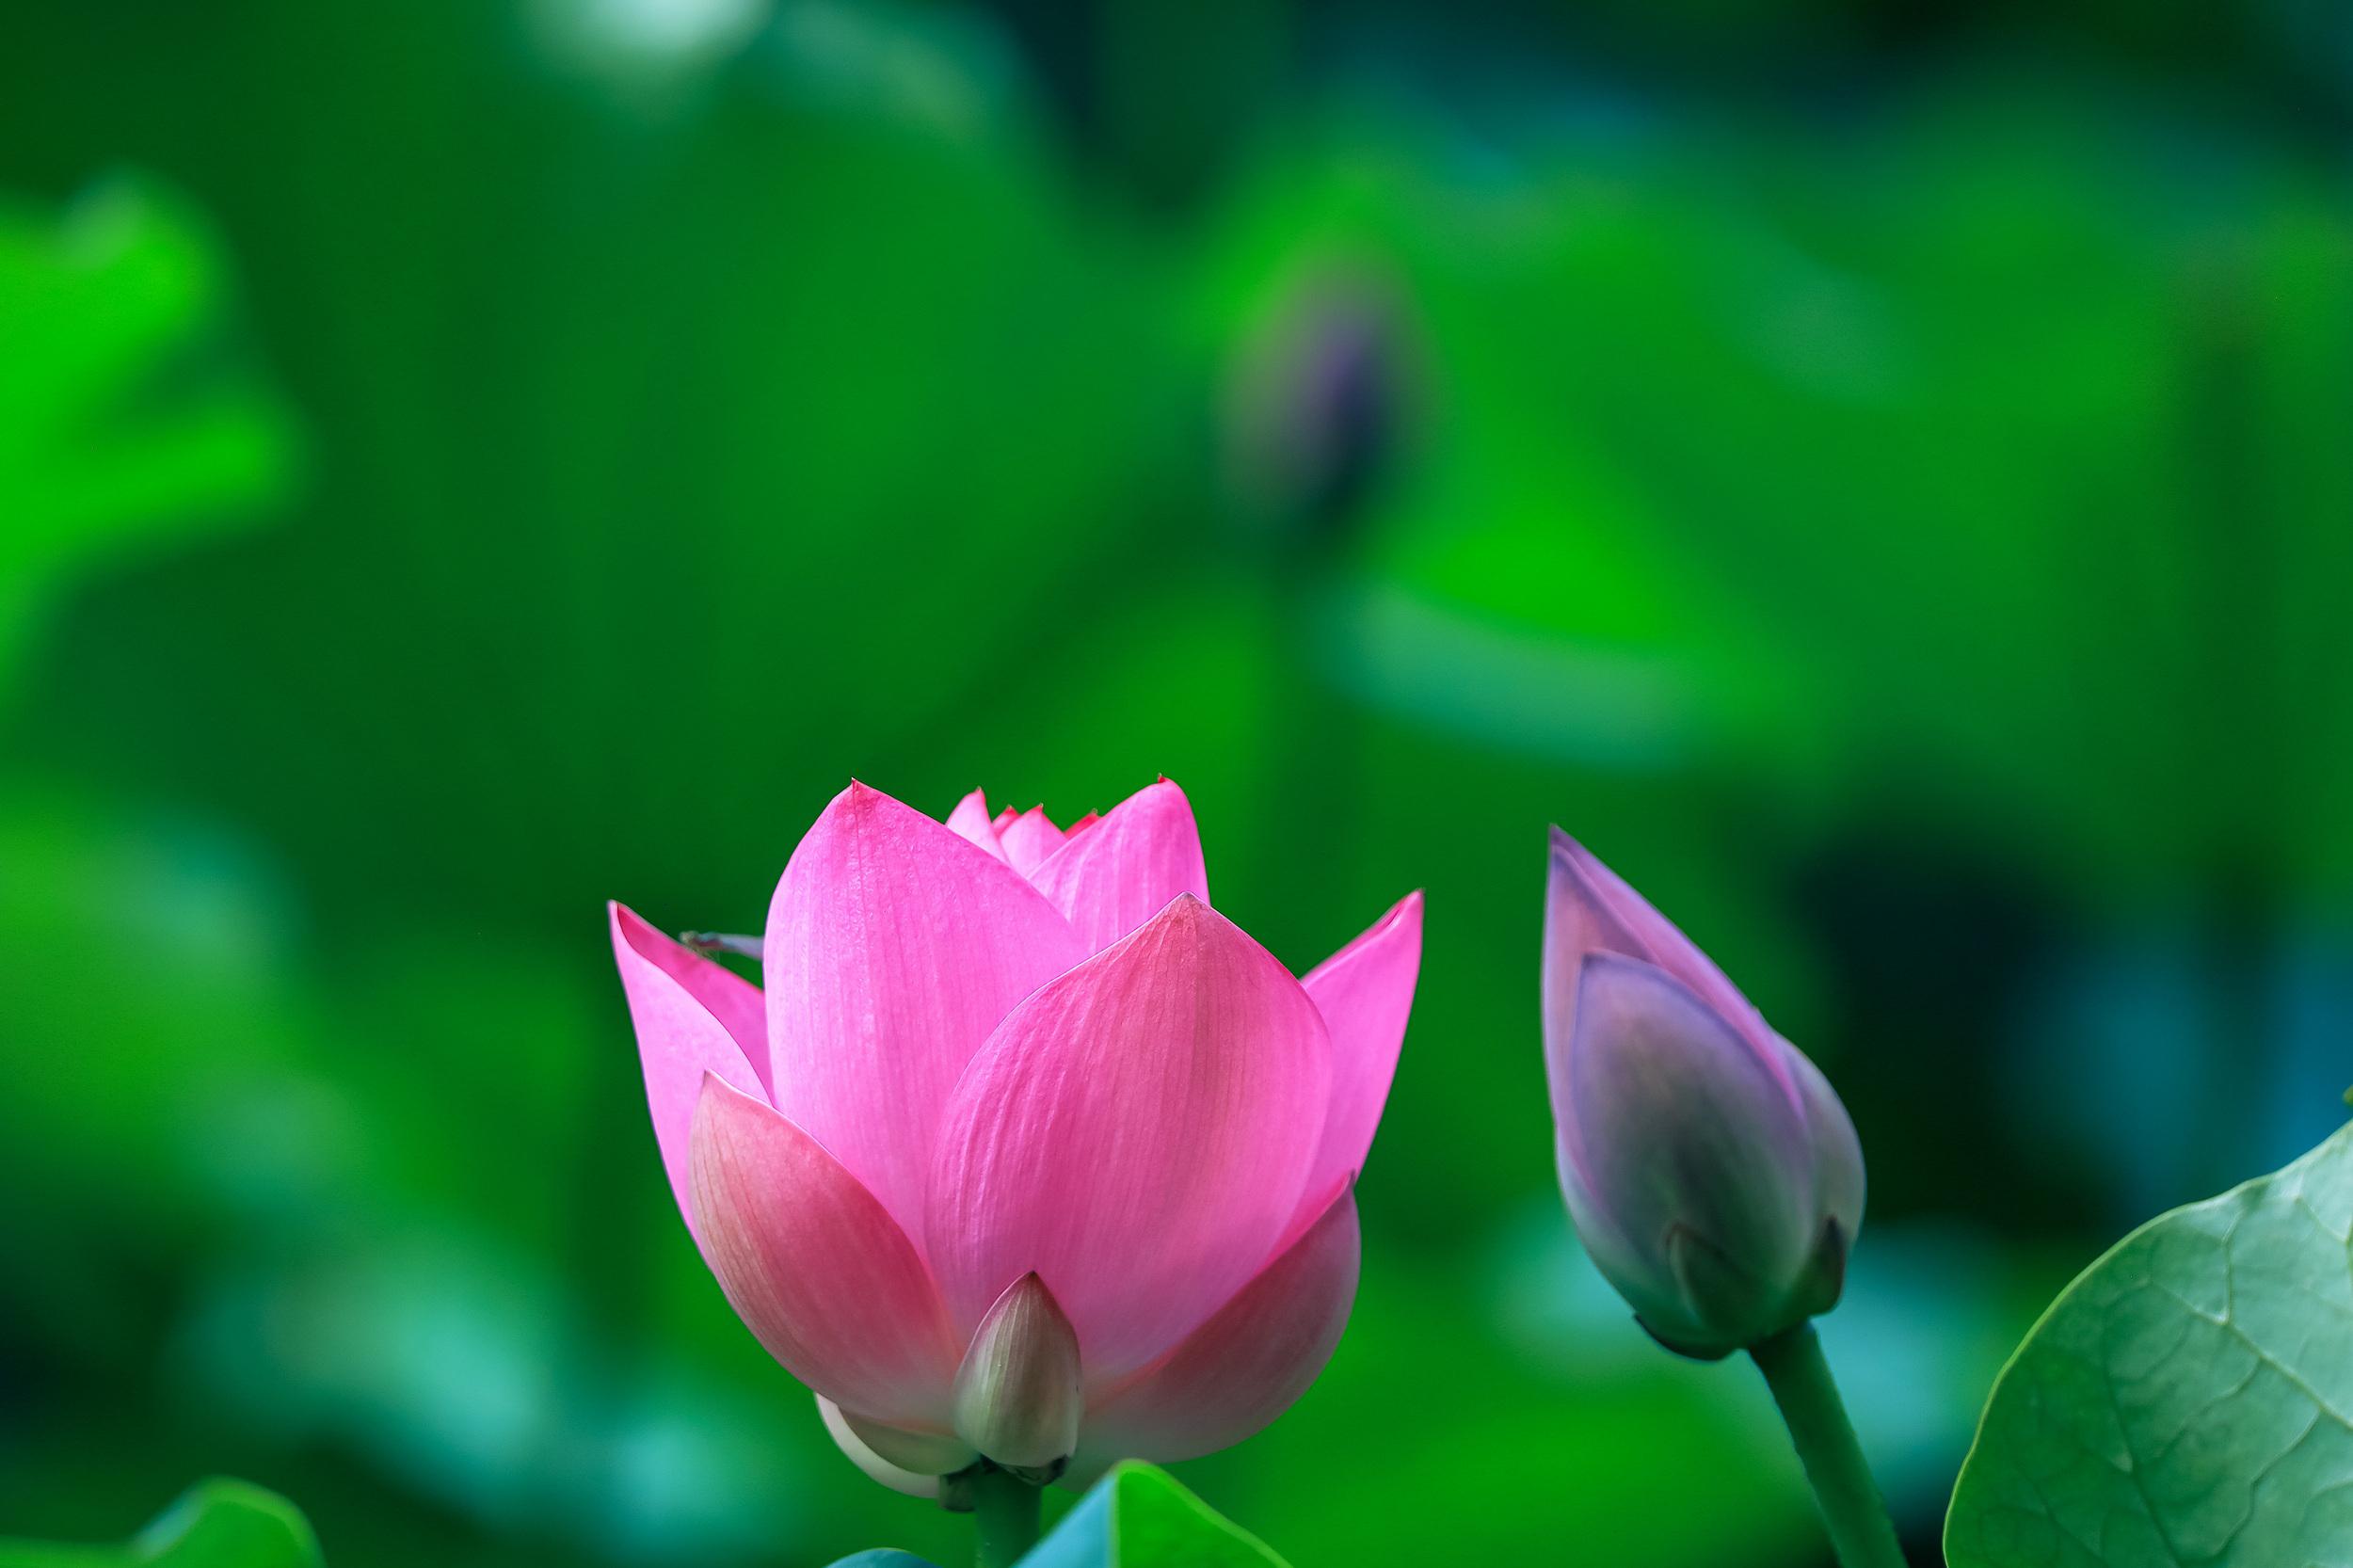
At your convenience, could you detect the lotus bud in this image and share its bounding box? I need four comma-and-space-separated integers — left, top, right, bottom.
1542, 828, 1864, 1360
952, 1273, 1084, 1480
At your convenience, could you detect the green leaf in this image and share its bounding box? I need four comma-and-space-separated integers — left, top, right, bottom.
1946, 1121, 2353, 1566
0, 1479, 322, 1568
1021, 1464, 1287, 1568
0, 176, 293, 681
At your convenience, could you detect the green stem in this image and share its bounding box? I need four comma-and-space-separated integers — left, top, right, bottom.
1750, 1325, 1909, 1568
966, 1467, 1043, 1568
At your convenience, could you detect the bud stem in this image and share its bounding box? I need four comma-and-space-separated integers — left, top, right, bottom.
679, 931, 761, 959
1749, 1325, 1907, 1568
965, 1466, 1042, 1568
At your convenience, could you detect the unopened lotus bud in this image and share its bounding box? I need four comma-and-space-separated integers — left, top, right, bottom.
952, 1272, 1083, 1479
1542, 828, 1865, 1359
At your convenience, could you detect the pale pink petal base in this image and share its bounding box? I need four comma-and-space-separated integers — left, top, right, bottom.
691, 1076, 962, 1426
1068, 1183, 1361, 1480
925, 896, 1334, 1378
818, 1398, 946, 1498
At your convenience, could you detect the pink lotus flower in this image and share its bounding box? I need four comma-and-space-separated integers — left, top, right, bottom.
610, 779, 1420, 1488
1543, 828, 1862, 1359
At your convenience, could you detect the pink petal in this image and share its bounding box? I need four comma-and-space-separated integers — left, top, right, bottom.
691, 1075, 961, 1426
610, 902, 770, 1238
1299, 891, 1421, 1199
1072, 1182, 1359, 1471
998, 806, 1067, 878
944, 788, 1009, 862
1029, 779, 1210, 953
765, 784, 1088, 1236
924, 896, 1333, 1378
1064, 811, 1101, 840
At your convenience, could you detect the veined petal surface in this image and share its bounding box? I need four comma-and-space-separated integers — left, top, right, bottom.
764, 783, 1088, 1235
1029, 779, 1210, 953
1073, 1182, 1359, 1472
690, 1076, 961, 1426
925, 896, 1333, 1377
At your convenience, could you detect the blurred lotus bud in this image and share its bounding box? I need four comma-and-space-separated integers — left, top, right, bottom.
1542, 828, 1864, 1359
1223, 273, 1410, 547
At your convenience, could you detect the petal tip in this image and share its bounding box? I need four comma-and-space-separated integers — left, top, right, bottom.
1573, 948, 1663, 1007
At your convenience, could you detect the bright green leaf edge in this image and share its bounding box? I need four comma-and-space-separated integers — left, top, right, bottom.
0, 1478, 322, 1568
1946, 1119, 2353, 1567
1021, 1463, 1289, 1568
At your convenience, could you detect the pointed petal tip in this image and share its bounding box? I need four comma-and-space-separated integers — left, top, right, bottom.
1547, 825, 1603, 880
1570, 950, 1673, 1023
690, 1064, 760, 1127
837, 778, 915, 817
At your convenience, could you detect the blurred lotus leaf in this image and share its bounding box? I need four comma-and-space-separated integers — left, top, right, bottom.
0, 1479, 321, 1568
0, 175, 293, 681
1946, 1118, 2353, 1565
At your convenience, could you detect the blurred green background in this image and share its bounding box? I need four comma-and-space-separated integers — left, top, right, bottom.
3, 0, 2349, 1562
